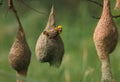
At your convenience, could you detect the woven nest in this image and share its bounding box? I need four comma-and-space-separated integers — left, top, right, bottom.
35, 6, 64, 67
9, 26, 31, 72
93, 0, 118, 59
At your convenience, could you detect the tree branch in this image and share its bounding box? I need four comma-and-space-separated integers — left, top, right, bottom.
88, 0, 120, 19
92, 15, 120, 19
113, 15, 120, 18
92, 16, 100, 19
19, 0, 46, 15
8, 0, 23, 28
88, 0, 103, 7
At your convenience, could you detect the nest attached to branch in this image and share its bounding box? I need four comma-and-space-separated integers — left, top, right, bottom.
35, 5, 64, 67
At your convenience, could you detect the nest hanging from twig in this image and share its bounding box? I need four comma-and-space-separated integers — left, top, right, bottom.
35, 5, 64, 67
93, 0, 118, 60
8, 0, 31, 75
93, 0, 118, 82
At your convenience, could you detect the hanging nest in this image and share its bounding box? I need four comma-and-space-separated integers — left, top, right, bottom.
9, 25, 31, 73
114, 0, 120, 10
93, 0, 118, 82
93, 0, 118, 60
35, 5, 64, 67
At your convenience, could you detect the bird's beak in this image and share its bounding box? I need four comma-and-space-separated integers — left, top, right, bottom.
58, 28, 62, 34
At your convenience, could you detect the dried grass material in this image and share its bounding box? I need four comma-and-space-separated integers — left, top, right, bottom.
35, 6, 64, 67
93, 0, 118, 60
114, 0, 120, 10
9, 26, 31, 73
8, 0, 31, 82
93, 0, 118, 82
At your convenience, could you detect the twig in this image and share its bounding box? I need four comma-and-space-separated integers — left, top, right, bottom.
19, 0, 46, 15
92, 15, 120, 19
92, 16, 100, 19
88, 0, 103, 7
52, 0, 55, 6
113, 15, 120, 18
8, 0, 22, 28
88, 0, 120, 19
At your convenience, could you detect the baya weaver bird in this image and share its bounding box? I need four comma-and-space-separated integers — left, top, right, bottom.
43, 25, 62, 39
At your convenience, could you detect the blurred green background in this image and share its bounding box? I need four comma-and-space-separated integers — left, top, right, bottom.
0, 0, 120, 82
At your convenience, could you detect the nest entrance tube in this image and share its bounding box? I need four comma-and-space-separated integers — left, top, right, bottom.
101, 56, 115, 82
35, 5, 64, 67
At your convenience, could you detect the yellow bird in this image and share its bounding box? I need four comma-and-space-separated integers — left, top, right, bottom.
43, 25, 62, 39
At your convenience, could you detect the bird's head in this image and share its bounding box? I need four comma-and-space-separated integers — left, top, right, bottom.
55, 25, 62, 34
